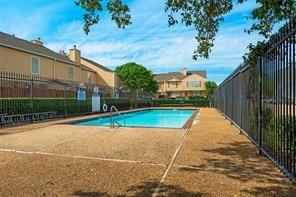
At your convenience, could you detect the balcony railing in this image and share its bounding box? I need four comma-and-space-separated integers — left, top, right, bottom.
165, 86, 205, 91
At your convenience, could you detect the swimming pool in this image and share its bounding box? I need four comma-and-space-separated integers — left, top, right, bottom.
75, 109, 196, 129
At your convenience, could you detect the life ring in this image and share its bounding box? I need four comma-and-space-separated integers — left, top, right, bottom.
103, 104, 108, 112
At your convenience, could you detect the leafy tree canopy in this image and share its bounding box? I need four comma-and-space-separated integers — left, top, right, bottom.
75, 0, 131, 34
75, 0, 295, 60
204, 81, 217, 98
115, 62, 159, 93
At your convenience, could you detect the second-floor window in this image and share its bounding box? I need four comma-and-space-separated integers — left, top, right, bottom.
187, 81, 200, 87
67, 67, 74, 81
30, 56, 40, 75
168, 82, 177, 88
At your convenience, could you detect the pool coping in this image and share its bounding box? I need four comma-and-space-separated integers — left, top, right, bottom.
183, 109, 199, 129
66, 107, 199, 130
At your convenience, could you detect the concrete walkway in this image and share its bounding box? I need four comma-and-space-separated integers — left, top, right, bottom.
0, 108, 295, 196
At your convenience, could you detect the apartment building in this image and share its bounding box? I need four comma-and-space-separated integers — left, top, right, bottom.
0, 31, 119, 88
154, 68, 207, 98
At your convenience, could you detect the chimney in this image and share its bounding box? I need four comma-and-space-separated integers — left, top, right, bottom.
59, 50, 66, 56
181, 67, 187, 76
32, 38, 43, 46
69, 45, 81, 64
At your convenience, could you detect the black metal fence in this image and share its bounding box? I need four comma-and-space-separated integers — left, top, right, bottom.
0, 72, 152, 126
214, 20, 296, 182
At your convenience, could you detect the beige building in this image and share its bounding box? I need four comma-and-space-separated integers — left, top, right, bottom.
154, 68, 207, 98
81, 57, 120, 88
0, 31, 119, 87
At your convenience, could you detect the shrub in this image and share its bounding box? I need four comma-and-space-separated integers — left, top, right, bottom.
152, 99, 211, 107
267, 115, 295, 153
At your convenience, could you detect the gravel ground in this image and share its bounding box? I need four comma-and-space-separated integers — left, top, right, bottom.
0, 152, 20, 164
165, 108, 296, 196
45, 127, 184, 165
0, 107, 295, 196
0, 125, 100, 151
0, 154, 165, 196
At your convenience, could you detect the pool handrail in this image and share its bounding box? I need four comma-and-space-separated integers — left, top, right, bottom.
110, 106, 126, 128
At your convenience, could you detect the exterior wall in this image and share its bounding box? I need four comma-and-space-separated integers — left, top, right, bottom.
0, 46, 54, 77
55, 61, 75, 81
80, 69, 98, 84
159, 82, 164, 90
0, 45, 96, 84
81, 59, 119, 88
181, 74, 206, 91
114, 73, 121, 88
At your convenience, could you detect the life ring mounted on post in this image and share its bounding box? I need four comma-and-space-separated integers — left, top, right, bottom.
103, 104, 108, 112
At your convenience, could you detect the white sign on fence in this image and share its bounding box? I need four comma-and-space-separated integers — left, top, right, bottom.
77, 91, 86, 101
92, 95, 100, 112
93, 86, 99, 94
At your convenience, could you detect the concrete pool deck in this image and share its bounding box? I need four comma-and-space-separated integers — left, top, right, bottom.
0, 108, 295, 196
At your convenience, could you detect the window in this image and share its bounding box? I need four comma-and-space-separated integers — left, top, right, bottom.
193, 92, 200, 96
171, 92, 180, 98
87, 72, 92, 83
67, 67, 74, 80
30, 56, 40, 75
168, 82, 177, 88
187, 81, 200, 87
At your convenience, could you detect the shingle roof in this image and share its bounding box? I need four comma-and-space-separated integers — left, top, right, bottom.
81, 57, 113, 73
154, 70, 207, 82
0, 31, 76, 65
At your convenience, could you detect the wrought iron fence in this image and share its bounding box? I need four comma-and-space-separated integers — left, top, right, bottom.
0, 72, 152, 126
214, 20, 296, 182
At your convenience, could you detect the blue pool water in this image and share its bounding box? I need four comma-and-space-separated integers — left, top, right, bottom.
75, 109, 196, 128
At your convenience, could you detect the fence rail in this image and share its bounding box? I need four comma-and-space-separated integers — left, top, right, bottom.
214, 19, 296, 182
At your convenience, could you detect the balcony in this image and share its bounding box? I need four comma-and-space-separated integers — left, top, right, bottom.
166, 85, 205, 91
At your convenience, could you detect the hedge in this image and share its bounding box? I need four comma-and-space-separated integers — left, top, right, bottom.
0, 98, 92, 116
0, 98, 152, 116
0, 98, 210, 116
152, 99, 211, 107
101, 98, 152, 111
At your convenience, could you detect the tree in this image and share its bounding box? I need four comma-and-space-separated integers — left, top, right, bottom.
205, 81, 217, 98
115, 62, 159, 96
245, 0, 295, 38
75, 0, 295, 59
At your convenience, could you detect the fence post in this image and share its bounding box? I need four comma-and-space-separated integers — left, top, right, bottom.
30, 77, 34, 122
0, 73, 2, 116
239, 65, 243, 134
64, 83, 67, 117
258, 57, 263, 155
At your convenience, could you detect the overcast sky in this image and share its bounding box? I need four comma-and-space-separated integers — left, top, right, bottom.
0, 0, 264, 83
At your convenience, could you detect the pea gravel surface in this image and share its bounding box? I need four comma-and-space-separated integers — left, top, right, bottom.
0, 108, 295, 196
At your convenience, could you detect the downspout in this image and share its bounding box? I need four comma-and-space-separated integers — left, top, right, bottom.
53, 59, 56, 79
